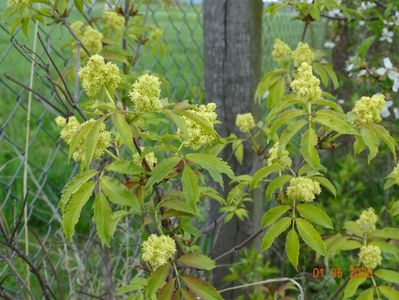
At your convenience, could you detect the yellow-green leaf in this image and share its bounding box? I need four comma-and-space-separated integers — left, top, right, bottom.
378, 285, 399, 300
100, 176, 139, 211
181, 275, 223, 300
300, 128, 323, 170
63, 181, 96, 242
374, 269, 399, 284
285, 229, 300, 270
112, 112, 135, 153
262, 217, 291, 251
296, 204, 333, 229
296, 218, 327, 256
262, 205, 291, 228
60, 169, 98, 214
147, 264, 170, 297
178, 253, 216, 271
92, 191, 112, 247
182, 166, 199, 209
146, 156, 181, 189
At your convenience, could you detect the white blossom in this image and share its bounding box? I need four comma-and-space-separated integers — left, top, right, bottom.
375, 57, 399, 92
324, 41, 336, 49
380, 28, 393, 43
381, 100, 393, 118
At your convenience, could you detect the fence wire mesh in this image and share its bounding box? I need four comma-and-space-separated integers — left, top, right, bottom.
0, 1, 326, 298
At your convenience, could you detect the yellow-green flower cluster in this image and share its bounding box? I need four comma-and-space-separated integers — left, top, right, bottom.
7, 0, 29, 6
359, 245, 382, 269
292, 42, 314, 67
141, 234, 176, 269
356, 207, 378, 233
178, 103, 219, 150
102, 11, 125, 37
55, 116, 111, 163
352, 94, 386, 123
130, 74, 162, 113
133, 148, 158, 169
290, 62, 321, 102
70, 21, 103, 56
272, 39, 292, 63
78, 55, 121, 97
286, 177, 321, 202
267, 142, 292, 167
235, 113, 255, 133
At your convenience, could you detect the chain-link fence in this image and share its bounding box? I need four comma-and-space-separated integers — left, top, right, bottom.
0, 1, 326, 298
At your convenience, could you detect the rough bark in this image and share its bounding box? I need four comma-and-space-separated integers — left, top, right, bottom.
203, 0, 263, 293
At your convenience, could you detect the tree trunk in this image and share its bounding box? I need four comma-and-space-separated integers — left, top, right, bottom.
203, 0, 263, 292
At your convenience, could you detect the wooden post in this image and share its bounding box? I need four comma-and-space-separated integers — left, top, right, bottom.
204, 0, 263, 291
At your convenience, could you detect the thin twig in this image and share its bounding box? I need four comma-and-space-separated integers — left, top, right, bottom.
4, 74, 65, 115
37, 33, 75, 107
213, 228, 264, 262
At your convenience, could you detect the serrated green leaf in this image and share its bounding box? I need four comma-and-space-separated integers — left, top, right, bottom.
356, 287, 374, 300
83, 119, 102, 169
93, 191, 112, 247
279, 119, 308, 150
182, 166, 199, 209
313, 99, 343, 112
146, 156, 181, 189
296, 218, 327, 256
361, 126, 380, 163
269, 109, 306, 136
370, 124, 397, 161
147, 264, 170, 297
100, 176, 139, 211
106, 160, 144, 175
262, 205, 291, 227
374, 269, 399, 284
158, 278, 175, 300
163, 110, 188, 138
285, 229, 300, 270
110, 210, 130, 237
344, 221, 363, 237
343, 278, 367, 299
160, 199, 196, 215
313, 110, 353, 134
112, 112, 135, 153
185, 153, 234, 181
232, 139, 243, 164
182, 275, 223, 300
300, 128, 323, 170
296, 204, 333, 229
371, 227, 399, 240
267, 98, 303, 123
267, 78, 286, 109
265, 175, 292, 200
322, 64, 339, 89
314, 63, 328, 86
63, 181, 96, 242
250, 163, 285, 190
178, 253, 216, 271
60, 169, 97, 214
378, 285, 399, 300
117, 276, 148, 295
262, 217, 291, 251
